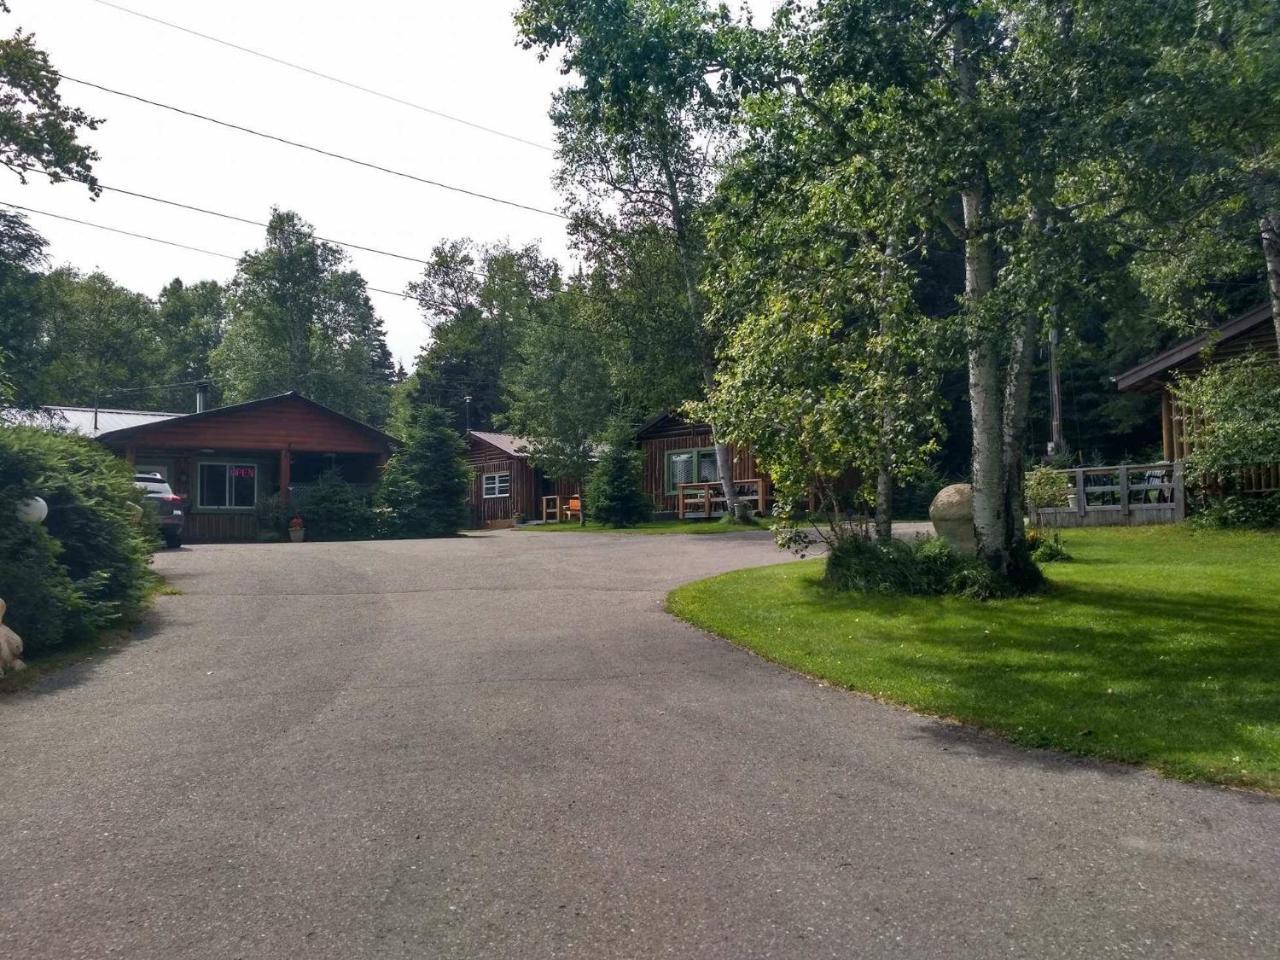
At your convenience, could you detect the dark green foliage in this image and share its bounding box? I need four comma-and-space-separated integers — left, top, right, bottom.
0, 426, 153, 655
295, 471, 375, 541
823, 536, 1034, 601
376, 406, 469, 538
893, 465, 950, 521
1028, 529, 1073, 564
1192, 494, 1280, 530
254, 492, 290, 539
584, 431, 651, 528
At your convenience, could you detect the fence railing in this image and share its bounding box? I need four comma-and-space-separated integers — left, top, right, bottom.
1030, 462, 1184, 528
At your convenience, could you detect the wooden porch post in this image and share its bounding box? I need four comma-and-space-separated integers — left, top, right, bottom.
124, 444, 137, 467
1160, 388, 1175, 462
279, 449, 291, 505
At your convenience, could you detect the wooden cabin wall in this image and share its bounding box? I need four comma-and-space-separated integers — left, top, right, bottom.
463, 447, 539, 528
638, 425, 766, 516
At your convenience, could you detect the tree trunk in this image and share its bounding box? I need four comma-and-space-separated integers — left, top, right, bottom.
661, 148, 738, 517
1261, 211, 1280, 354
954, 16, 1008, 571
875, 236, 898, 544
962, 191, 1006, 569
875, 460, 894, 543
1001, 310, 1042, 551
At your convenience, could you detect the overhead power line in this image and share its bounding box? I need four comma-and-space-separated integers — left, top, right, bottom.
57, 74, 569, 221
27, 169, 434, 266
2, 200, 596, 335
0, 200, 412, 300
79, 0, 554, 153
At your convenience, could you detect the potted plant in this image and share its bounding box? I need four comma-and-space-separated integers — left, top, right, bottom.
289, 515, 305, 543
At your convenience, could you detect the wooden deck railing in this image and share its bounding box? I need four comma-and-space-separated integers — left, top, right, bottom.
677, 478, 766, 519
1030, 462, 1184, 528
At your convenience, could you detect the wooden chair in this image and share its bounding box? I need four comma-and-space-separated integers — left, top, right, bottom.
562, 496, 583, 523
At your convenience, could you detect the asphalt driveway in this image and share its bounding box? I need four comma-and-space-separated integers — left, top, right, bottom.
2, 531, 1277, 959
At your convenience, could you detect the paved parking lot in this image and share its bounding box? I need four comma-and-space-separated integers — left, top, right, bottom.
2, 530, 1277, 958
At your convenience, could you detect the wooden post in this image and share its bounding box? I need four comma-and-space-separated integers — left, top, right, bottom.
279, 449, 291, 505
1160, 389, 1175, 462
1173, 461, 1186, 522
1075, 468, 1087, 519
1119, 465, 1130, 517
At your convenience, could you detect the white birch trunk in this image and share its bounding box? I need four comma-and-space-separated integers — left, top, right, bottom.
962, 191, 1005, 567
1261, 212, 1280, 354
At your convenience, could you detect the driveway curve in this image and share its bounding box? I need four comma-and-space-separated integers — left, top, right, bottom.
2, 530, 1277, 959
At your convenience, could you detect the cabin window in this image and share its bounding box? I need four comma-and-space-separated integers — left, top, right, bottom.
198, 462, 258, 509
666, 448, 719, 494
483, 472, 511, 498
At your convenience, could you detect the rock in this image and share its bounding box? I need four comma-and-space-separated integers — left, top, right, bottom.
929, 483, 977, 556
0, 598, 26, 678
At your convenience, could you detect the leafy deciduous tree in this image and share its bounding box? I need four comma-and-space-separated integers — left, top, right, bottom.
212, 210, 394, 424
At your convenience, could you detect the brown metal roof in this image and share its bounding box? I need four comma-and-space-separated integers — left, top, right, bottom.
94, 392, 399, 449
1115, 302, 1276, 392
466, 431, 531, 457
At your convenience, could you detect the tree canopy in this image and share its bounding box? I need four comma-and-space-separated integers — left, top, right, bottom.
211, 209, 395, 424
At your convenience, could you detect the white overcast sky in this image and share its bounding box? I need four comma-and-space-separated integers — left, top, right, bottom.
6, 0, 776, 370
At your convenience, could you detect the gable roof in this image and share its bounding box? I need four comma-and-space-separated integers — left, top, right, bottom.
95, 392, 399, 449
1115, 302, 1276, 392
634, 411, 711, 440
0, 404, 183, 438
466, 430, 531, 457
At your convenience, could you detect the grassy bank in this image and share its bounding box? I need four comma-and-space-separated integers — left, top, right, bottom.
667, 527, 1280, 792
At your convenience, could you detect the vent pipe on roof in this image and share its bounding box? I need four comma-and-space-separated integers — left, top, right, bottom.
195, 381, 209, 413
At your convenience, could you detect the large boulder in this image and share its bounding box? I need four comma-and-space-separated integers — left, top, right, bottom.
929, 483, 977, 556
0, 599, 26, 678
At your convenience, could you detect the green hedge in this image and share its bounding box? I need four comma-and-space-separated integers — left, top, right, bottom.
0, 426, 154, 656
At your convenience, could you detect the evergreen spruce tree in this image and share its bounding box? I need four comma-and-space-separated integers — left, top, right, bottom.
584, 427, 651, 528
376, 405, 470, 538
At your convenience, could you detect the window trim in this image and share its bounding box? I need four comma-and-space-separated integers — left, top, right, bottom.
196, 461, 259, 510
482, 472, 511, 499
665, 447, 719, 495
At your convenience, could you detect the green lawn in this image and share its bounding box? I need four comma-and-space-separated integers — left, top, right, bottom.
667, 526, 1280, 792
518, 517, 755, 535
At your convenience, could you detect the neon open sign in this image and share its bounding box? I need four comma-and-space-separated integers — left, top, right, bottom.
231, 466, 256, 478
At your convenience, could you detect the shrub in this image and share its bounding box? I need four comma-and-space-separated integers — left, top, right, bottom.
824, 535, 1027, 600
584, 427, 651, 528
1025, 465, 1069, 511
1172, 355, 1280, 487
1027, 527, 1072, 563
375, 404, 469, 537
294, 471, 375, 541
0, 426, 153, 655
254, 492, 291, 538
1192, 493, 1280, 530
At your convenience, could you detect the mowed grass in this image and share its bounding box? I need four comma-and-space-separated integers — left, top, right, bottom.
667, 526, 1280, 792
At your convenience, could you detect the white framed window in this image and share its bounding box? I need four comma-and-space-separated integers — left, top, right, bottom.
198, 462, 258, 509
483, 472, 511, 498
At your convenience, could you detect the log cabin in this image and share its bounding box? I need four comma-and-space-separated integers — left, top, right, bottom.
634, 412, 773, 519
16, 392, 400, 542
463, 431, 581, 528
1115, 301, 1278, 494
